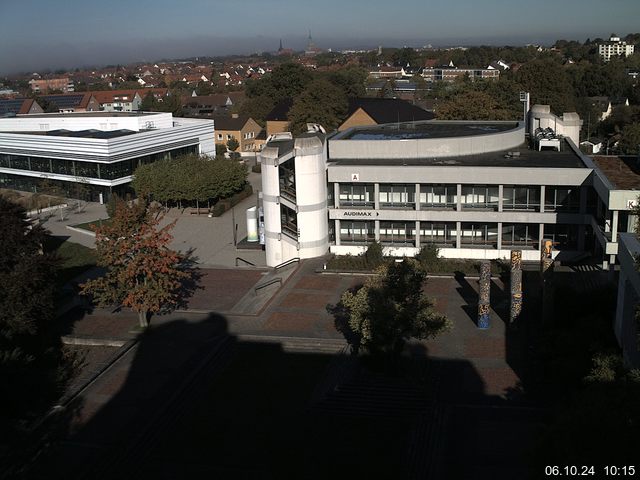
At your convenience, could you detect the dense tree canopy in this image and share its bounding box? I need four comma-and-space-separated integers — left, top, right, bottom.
81, 200, 194, 327
618, 123, 640, 154
131, 154, 248, 208
338, 259, 451, 363
0, 197, 70, 438
287, 79, 348, 134
514, 59, 577, 114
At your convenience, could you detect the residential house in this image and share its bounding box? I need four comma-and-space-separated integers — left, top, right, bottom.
213, 114, 263, 153
0, 98, 44, 116
39, 93, 100, 113
29, 77, 74, 93
599, 34, 635, 62
182, 93, 246, 117
338, 98, 435, 131
265, 98, 293, 136
92, 90, 143, 112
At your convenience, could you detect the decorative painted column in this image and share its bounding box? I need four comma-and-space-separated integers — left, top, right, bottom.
541, 238, 554, 324
510, 249, 523, 324
477, 260, 491, 329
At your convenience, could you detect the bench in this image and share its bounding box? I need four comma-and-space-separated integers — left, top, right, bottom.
189, 208, 210, 215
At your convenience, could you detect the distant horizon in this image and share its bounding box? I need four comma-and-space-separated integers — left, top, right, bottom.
0, 32, 632, 77
1, 0, 639, 76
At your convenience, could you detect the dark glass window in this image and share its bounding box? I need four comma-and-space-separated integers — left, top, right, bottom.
101, 160, 133, 180
340, 221, 375, 244
51, 158, 74, 175
503, 186, 540, 211
30, 157, 51, 173
73, 161, 99, 179
280, 204, 298, 239
339, 184, 374, 207
545, 187, 579, 212
379, 184, 415, 208
379, 221, 416, 246
461, 223, 498, 247
420, 184, 456, 209
461, 185, 499, 210
10, 155, 29, 170
502, 224, 539, 247
420, 222, 456, 247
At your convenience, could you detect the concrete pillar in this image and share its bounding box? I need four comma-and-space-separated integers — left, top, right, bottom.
374, 183, 380, 210
415, 220, 421, 248
497, 222, 503, 250
612, 210, 619, 239
539, 185, 545, 213
456, 221, 462, 249
478, 261, 491, 329
510, 250, 523, 324
415, 183, 421, 211
375, 219, 380, 241
335, 219, 341, 246
498, 185, 504, 213
538, 223, 545, 252
456, 184, 462, 211
334, 182, 340, 208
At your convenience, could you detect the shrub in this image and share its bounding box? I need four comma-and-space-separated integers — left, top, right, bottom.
415, 243, 440, 271
364, 241, 384, 269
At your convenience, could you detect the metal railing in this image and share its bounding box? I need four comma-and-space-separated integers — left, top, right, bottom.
274, 257, 300, 270
254, 277, 282, 293
235, 257, 256, 267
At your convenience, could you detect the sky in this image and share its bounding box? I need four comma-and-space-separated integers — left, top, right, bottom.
1, 0, 639, 75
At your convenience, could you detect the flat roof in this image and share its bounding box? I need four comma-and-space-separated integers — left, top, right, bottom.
593, 155, 640, 189
330, 139, 586, 169
339, 121, 518, 141
2, 129, 140, 139
16, 112, 160, 118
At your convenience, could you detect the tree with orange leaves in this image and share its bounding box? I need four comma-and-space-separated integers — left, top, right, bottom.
81, 199, 195, 327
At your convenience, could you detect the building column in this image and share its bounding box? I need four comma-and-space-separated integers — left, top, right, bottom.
538, 223, 545, 252
456, 184, 462, 211
375, 220, 380, 241
612, 210, 619, 239
415, 183, 421, 211
498, 185, 504, 213
374, 183, 380, 210
335, 219, 341, 246
334, 182, 340, 208
456, 221, 462, 249
539, 185, 545, 213
415, 221, 421, 248
497, 222, 503, 250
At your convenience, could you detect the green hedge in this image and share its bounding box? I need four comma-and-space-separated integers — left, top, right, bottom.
211, 184, 254, 217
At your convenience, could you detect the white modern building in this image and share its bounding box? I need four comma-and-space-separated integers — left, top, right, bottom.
598, 34, 635, 62
259, 107, 639, 269
0, 111, 215, 201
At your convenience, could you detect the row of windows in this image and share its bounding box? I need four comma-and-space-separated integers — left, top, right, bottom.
337, 184, 579, 212
0, 145, 198, 181
338, 221, 578, 249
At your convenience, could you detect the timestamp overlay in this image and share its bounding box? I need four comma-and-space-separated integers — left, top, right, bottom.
544, 466, 637, 477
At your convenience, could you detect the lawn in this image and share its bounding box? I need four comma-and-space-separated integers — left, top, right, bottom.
44, 237, 97, 288
72, 217, 111, 232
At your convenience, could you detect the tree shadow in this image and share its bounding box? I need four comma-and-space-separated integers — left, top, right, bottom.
453, 271, 480, 326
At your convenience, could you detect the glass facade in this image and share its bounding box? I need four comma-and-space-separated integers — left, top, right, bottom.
461, 185, 499, 210
545, 187, 579, 212
379, 184, 415, 208
460, 223, 498, 247
339, 184, 374, 208
340, 221, 375, 244
0, 145, 198, 181
503, 186, 540, 211
502, 223, 539, 247
420, 222, 457, 247
379, 221, 416, 246
420, 184, 456, 209
544, 224, 579, 249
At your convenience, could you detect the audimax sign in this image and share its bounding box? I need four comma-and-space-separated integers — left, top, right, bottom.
342, 211, 380, 217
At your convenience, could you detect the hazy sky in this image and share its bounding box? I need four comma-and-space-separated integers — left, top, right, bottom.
1, 0, 639, 75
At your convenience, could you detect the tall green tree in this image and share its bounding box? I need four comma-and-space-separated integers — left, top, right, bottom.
514, 59, 577, 114
618, 123, 640, 154
0, 197, 71, 437
338, 259, 450, 365
287, 78, 348, 134
81, 200, 195, 327
437, 89, 514, 120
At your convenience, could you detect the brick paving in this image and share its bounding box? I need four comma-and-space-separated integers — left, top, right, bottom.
184, 268, 265, 312
40, 258, 534, 479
